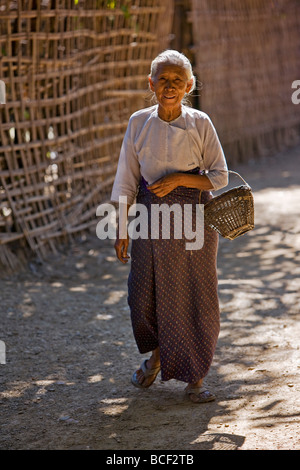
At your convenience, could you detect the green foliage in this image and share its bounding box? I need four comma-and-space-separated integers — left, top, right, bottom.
121, 4, 131, 19
106, 1, 116, 8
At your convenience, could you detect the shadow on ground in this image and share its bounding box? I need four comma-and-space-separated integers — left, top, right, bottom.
0, 145, 299, 450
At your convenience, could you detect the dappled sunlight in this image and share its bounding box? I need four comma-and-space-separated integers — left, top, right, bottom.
1, 150, 300, 449
103, 290, 126, 305
51, 282, 64, 288
190, 432, 245, 450
207, 156, 300, 449
99, 397, 129, 417
96, 313, 113, 320
0, 380, 31, 399
254, 187, 300, 219
69, 286, 87, 292
0, 377, 76, 404
88, 374, 104, 383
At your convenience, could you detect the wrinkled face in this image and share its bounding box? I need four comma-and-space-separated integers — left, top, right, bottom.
149, 63, 193, 112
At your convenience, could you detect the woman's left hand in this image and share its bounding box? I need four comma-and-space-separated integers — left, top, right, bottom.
147, 173, 183, 197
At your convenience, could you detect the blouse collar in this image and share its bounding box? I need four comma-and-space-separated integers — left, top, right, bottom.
152, 104, 187, 128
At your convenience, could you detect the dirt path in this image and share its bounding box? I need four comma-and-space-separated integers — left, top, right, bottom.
0, 145, 300, 451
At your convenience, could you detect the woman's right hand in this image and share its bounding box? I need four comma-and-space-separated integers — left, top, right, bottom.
114, 234, 130, 264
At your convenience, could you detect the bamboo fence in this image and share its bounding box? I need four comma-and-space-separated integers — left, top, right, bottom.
0, 0, 173, 269
189, 0, 300, 163
0, 0, 299, 270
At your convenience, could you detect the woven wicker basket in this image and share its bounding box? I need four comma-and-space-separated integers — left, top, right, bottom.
204, 171, 254, 240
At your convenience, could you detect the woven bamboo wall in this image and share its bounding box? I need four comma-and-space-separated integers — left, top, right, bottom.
189, 0, 300, 164
0, 0, 174, 268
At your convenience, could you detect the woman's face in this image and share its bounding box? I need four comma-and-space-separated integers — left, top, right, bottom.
149, 63, 193, 114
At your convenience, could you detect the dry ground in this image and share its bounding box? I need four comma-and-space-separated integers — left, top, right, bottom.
0, 145, 300, 451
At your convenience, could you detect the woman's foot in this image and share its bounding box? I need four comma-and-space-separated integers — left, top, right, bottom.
185, 380, 215, 403
131, 348, 160, 388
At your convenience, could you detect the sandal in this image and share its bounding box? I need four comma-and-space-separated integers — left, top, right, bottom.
131, 359, 161, 389
185, 386, 216, 403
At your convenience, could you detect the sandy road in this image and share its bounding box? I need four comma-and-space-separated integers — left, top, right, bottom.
0, 145, 299, 450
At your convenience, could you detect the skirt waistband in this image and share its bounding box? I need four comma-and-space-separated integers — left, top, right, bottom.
138, 170, 212, 205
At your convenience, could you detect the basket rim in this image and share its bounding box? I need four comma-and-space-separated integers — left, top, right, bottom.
205, 185, 252, 208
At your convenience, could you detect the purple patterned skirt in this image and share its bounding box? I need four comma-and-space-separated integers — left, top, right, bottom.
128, 176, 220, 383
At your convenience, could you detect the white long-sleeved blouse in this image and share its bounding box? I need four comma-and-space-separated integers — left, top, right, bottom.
111, 104, 228, 205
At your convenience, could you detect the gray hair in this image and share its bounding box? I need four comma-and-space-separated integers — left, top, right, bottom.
149, 50, 196, 94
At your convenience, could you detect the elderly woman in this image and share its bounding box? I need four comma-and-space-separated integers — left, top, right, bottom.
111, 50, 228, 403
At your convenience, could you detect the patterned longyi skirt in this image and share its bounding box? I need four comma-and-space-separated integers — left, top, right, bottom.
128, 177, 220, 383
